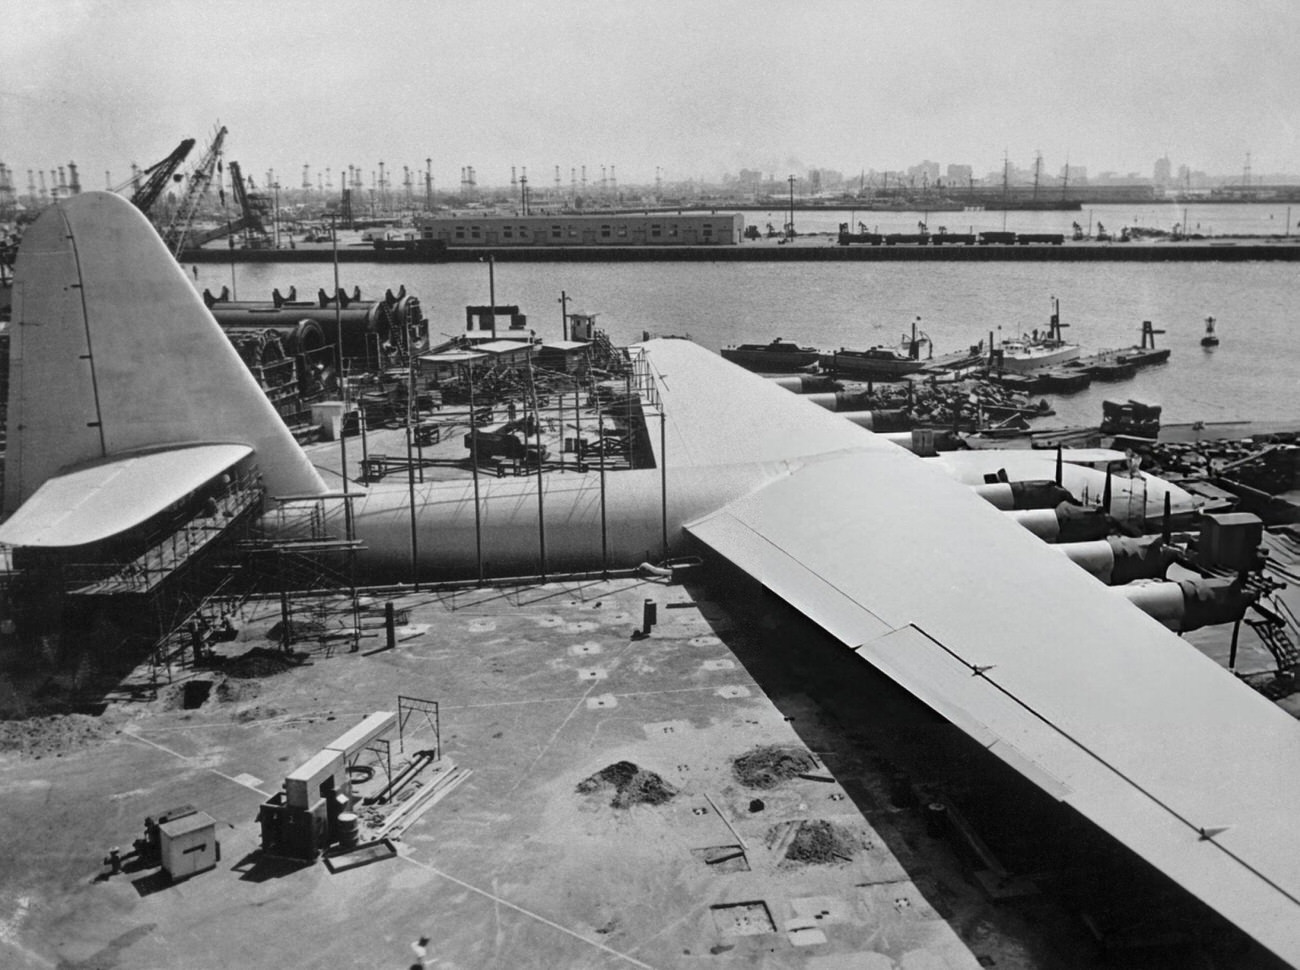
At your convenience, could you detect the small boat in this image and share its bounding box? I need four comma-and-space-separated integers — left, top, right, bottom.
821, 345, 928, 379
1201, 315, 1220, 348
995, 297, 1081, 373
819, 317, 932, 380
720, 338, 820, 371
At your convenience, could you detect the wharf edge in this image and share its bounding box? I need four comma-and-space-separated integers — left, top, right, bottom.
181, 241, 1300, 264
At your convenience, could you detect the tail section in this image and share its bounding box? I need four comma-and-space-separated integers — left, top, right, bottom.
4, 191, 325, 513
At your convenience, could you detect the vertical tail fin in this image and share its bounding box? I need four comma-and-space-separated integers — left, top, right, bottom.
4, 191, 325, 513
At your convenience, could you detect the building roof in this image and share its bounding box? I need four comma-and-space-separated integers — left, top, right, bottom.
418, 351, 488, 365
475, 340, 533, 355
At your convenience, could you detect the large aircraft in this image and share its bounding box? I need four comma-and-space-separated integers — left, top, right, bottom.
4, 192, 1300, 965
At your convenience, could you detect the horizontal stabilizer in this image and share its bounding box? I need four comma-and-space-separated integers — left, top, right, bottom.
0, 445, 251, 548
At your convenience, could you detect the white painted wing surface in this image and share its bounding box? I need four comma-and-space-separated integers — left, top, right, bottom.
686, 445, 1300, 966
0, 445, 252, 547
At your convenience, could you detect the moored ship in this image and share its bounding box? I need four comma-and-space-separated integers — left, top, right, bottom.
994, 297, 1081, 374
720, 338, 820, 371
819, 317, 933, 380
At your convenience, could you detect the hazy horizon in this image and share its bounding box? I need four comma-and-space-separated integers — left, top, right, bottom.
4, 0, 1298, 193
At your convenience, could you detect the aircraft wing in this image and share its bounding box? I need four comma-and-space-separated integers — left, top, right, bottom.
639, 342, 1300, 964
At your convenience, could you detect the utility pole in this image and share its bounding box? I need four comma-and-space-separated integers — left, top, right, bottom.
787, 174, 795, 238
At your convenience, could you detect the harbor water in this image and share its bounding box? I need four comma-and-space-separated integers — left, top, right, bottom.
196, 232, 1299, 432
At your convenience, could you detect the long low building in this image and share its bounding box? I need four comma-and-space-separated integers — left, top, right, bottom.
413, 211, 744, 247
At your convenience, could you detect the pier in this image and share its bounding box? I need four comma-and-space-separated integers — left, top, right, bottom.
182, 239, 1300, 264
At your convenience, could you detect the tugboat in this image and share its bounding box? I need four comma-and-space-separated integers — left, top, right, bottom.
994, 298, 1081, 373
1201, 315, 1220, 348
720, 338, 821, 372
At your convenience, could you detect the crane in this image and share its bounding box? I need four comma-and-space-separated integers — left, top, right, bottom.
122, 138, 195, 217
163, 125, 227, 255
226, 161, 273, 248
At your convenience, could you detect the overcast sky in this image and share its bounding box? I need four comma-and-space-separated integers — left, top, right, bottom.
4, 0, 1298, 192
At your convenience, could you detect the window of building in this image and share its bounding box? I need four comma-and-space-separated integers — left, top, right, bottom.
519, 226, 530, 238
702, 223, 713, 239
650, 224, 662, 238
601, 224, 611, 238
568, 227, 578, 239
668, 224, 679, 238
455, 226, 466, 240
617, 225, 628, 238
470, 225, 481, 240
503, 226, 513, 239
551, 225, 562, 239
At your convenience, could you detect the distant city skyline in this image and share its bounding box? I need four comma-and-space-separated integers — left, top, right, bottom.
4, 0, 1298, 196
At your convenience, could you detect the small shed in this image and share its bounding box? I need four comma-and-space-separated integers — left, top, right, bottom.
475, 339, 534, 370
418, 350, 487, 385
536, 340, 590, 375
159, 810, 218, 880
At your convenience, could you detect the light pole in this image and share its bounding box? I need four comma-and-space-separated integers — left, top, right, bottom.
272, 182, 280, 249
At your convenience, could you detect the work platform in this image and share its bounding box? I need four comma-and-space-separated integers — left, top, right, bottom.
69, 485, 264, 597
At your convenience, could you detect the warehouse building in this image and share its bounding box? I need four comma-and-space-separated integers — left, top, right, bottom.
413, 211, 744, 247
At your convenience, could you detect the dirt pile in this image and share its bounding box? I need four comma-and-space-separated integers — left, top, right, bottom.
0, 713, 110, 759
264, 620, 327, 645
222, 647, 304, 678
732, 745, 817, 789
576, 760, 677, 808
783, 819, 859, 865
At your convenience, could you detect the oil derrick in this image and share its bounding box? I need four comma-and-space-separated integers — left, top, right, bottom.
164, 124, 227, 254
0, 163, 15, 219
340, 185, 354, 227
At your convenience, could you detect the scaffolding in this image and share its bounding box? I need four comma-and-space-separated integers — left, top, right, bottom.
0, 465, 268, 695
242, 494, 364, 657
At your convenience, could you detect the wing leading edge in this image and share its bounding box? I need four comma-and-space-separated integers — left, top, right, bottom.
684, 444, 1300, 965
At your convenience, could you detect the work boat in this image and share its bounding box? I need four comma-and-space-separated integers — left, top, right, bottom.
820, 317, 932, 380
996, 297, 1080, 374
720, 338, 820, 372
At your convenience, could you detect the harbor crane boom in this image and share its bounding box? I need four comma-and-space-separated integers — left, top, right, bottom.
163, 125, 227, 255
226, 161, 273, 248
124, 138, 195, 216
